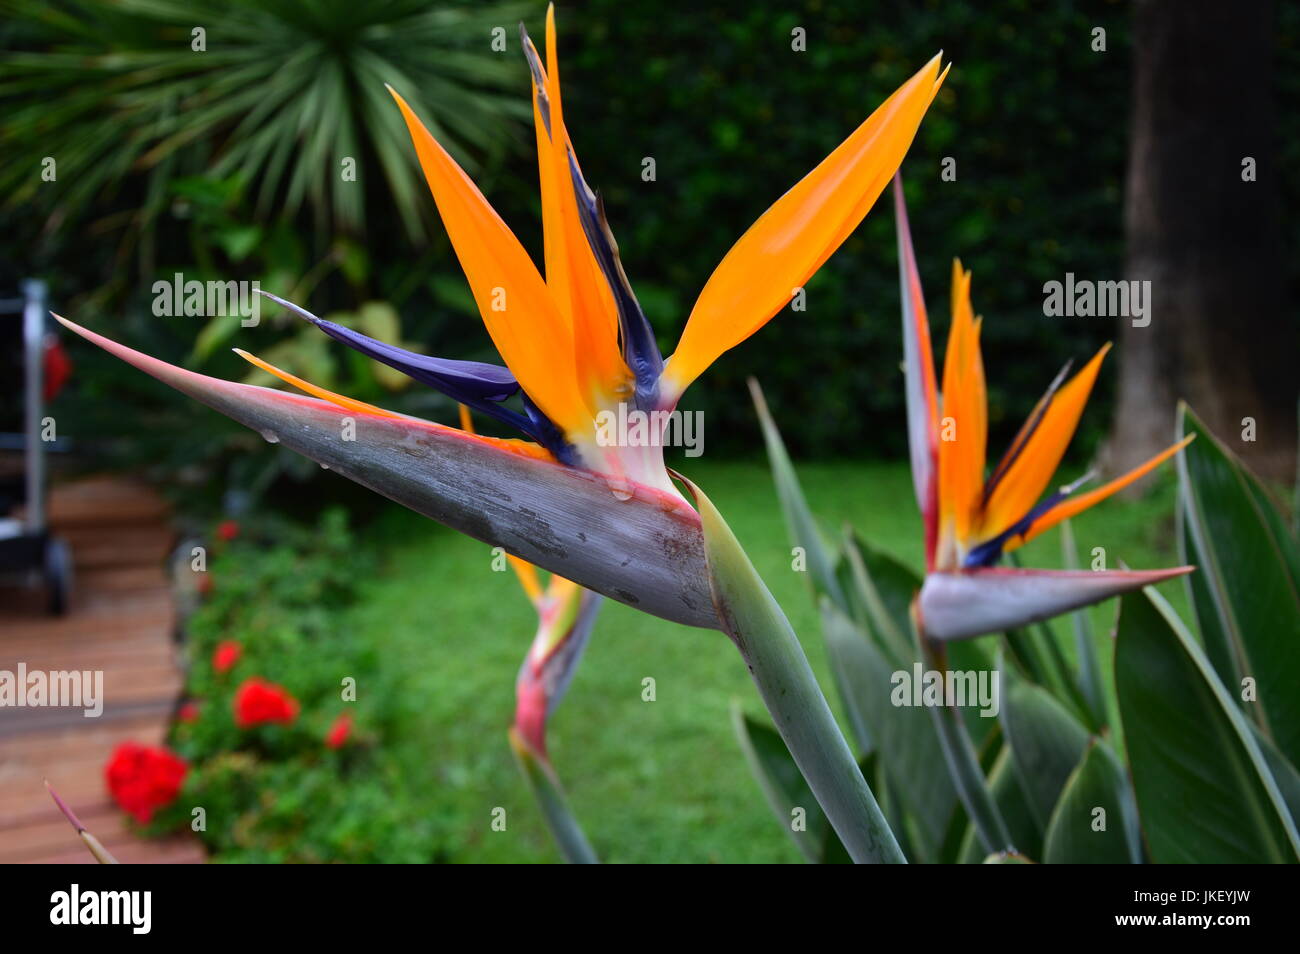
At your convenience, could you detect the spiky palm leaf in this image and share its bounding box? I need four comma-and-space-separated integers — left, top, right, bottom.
0, 0, 531, 241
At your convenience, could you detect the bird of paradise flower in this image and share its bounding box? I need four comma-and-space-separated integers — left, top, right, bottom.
55, 6, 946, 861
892, 179, 1194, 642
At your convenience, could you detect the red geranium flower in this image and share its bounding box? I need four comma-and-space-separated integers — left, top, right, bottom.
216, 519, 240, 541
104, 742, 187, 824
233, 677, 299, 728
325, 711, 353, 749
177, 700, 201, 723
212, 640, 242, 674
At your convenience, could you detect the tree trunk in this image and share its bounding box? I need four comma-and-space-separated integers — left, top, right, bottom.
1109, 0, 1295, 484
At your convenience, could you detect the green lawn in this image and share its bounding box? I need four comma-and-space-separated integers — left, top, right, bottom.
343, 459, 1187, 863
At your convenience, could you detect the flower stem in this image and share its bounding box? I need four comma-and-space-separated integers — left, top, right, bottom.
918, 630, 1012, 855
509, 729, 599, 864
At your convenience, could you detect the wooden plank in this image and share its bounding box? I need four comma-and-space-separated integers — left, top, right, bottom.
0, 476, 203, 864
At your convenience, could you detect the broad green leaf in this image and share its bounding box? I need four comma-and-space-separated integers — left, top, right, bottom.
684, 477, 903, 863
1000, 664, 1091, 829
1115, 587, 1300, 863
840, 530, 919, 667
958, 745, 1042, 862
821, 601, 957, 861
1061, 519, 1107, 729
730, 705, 848, 863
1001, 621, 1095, 731
749, 378, 846, 610
1178, 403, 1300, 764
1042, 740, 1142, 864
1249, 723, 1300, 833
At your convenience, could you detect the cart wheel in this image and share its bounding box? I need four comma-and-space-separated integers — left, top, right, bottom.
44, 536, 73, 616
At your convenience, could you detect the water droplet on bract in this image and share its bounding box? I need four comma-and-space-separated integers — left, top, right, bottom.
610, 484, 633, 502
260, 430, 279, 444
319, 462, 330, 470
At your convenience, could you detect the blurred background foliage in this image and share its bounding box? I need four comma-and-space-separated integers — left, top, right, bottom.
1, 0, 1297, 511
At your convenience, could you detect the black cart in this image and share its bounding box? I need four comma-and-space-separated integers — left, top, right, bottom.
0, 279, 73, 614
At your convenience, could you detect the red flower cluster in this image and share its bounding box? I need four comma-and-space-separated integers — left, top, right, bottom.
177, 700, 201, 723
104, 742, 188, 824
212, 640, 242, 674
234, 677, 299, 728
216, 519, 240, 541
325, 711, 353, 749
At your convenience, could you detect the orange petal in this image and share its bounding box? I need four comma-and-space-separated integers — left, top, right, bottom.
980, 343, 1112, 540
1007, 435, 1196, 550
387, 86, 591, 438
543, 572, 582, 608
233, 349, 404, 420
525, 9, 626, 409
936, 260, 986, 564
508, 554, 544, 605
662, 55, 947, 400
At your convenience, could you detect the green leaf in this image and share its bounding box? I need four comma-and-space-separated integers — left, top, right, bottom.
1060, 520, 1107, 729
820, 601, 957, 861
1178, 403, 1300, 765
730, 705, 849, 864
214, 224, 263, 262
958, 745, 1042, 862
999, 663, 1091, 829
682, 476, 903, 863
1115, 587, 1300, 863
1248, 723, 1300, 834
1042, 740, 1142, 864
0, 0, 533, 243
749, 378, 845, 609
189, 312, 245, 365
839, 530, 919, 667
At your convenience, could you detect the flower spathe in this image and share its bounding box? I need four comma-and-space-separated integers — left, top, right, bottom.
894, 177, 1195, 641
507, 553, 601, 758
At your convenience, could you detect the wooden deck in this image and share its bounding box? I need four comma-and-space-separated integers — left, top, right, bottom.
0, 476, 205, 863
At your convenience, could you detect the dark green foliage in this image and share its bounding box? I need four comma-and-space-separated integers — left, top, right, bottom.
559, 0, 1132, 459
9, 1, 1300, 479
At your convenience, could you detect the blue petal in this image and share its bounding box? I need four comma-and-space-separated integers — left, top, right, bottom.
964, 469, 1096, 569
256, 291, 576, 460
565, 150, 664, 409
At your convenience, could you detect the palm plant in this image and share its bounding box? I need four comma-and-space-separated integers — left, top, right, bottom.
0, 0, 531, 246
